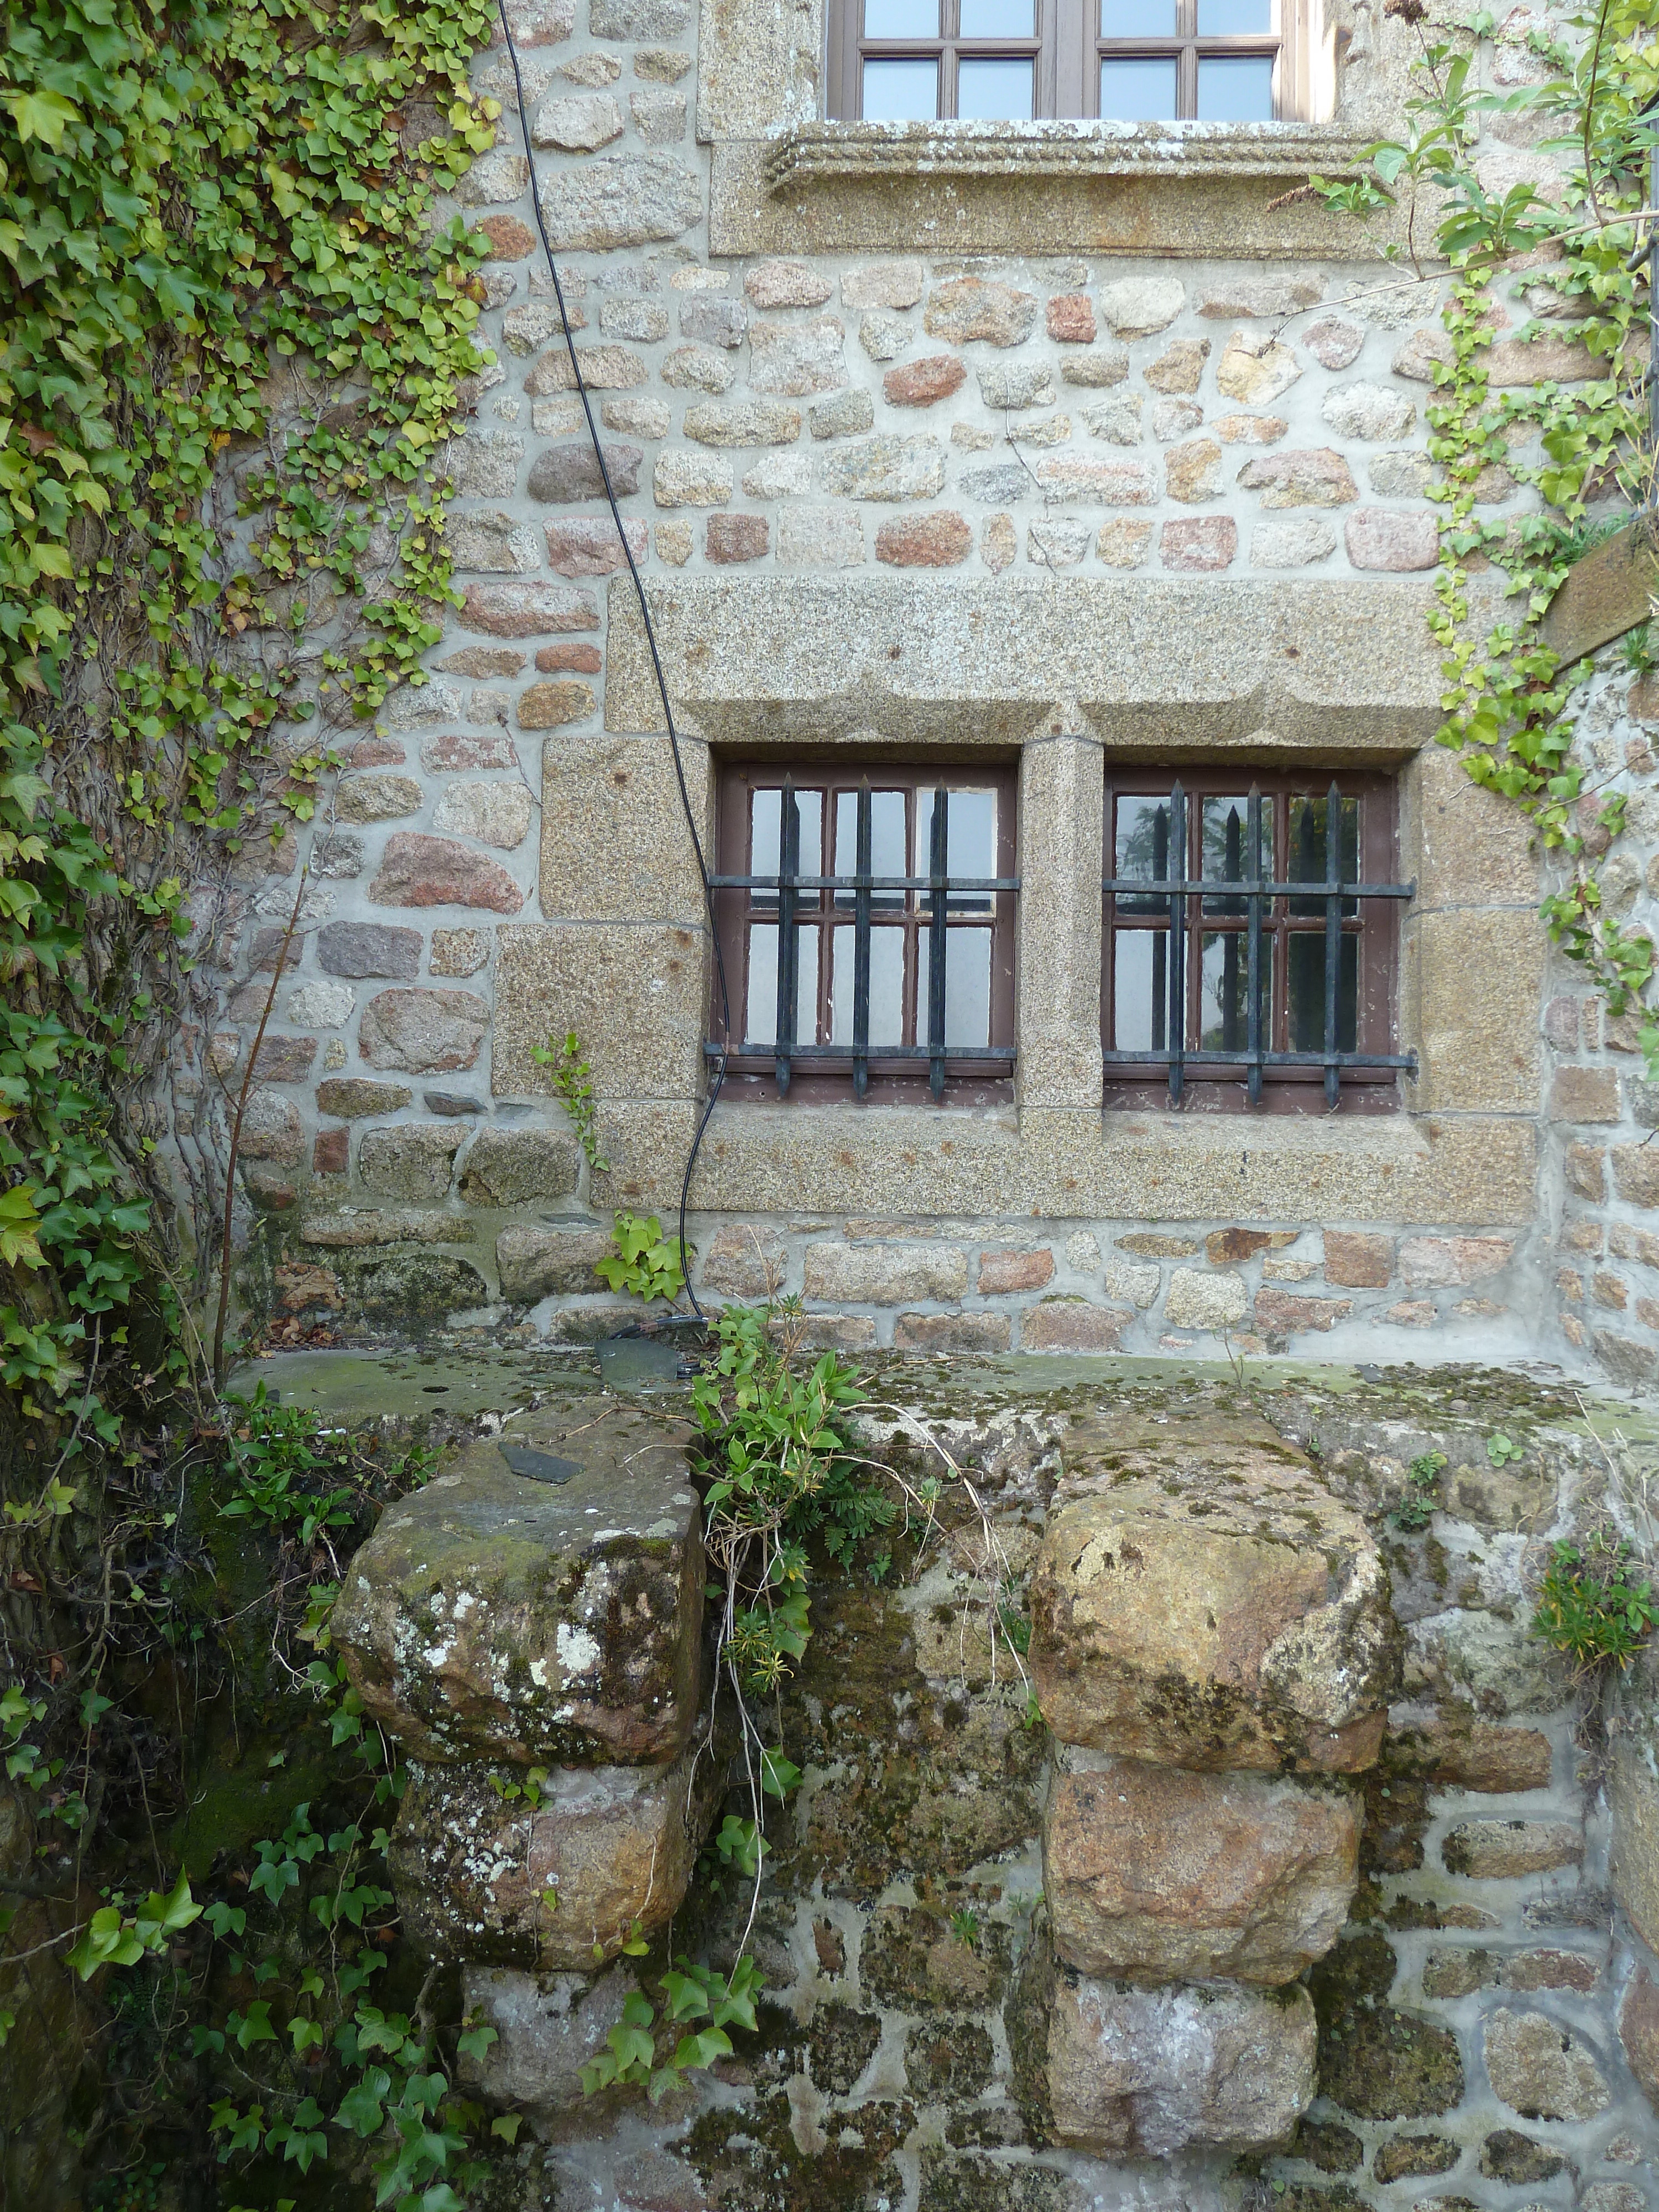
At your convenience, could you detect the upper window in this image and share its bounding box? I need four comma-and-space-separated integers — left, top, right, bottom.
828, 0, 1290, 122
711, 761, 1018, 1104
1102, 770, 1411, 1114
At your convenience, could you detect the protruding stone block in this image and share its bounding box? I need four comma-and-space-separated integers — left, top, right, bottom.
1013, 1940, 1316, 2155
458, 1965, 639, 2107
1044, 1751, 1358, 1985
1029, 1410, 1395, 1772
334, 1398, 702, 1765
391, 1740, 717, 1967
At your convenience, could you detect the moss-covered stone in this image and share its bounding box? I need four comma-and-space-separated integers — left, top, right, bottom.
1480, 2128, 1572, 2183
807, 2005, 883, 2095
1372, 2133, 1460, 2183
861, 1903, 1011, 2010
906, 2016, 996, 2100
917, 2150, 1087, 2212
1292, 2117, 1364, 2173
1308, 1932, 1465, 2119
686, 2088, 915, 2211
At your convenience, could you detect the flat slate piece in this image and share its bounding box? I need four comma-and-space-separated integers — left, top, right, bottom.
1030, 1408, 1396, 1773
333, 1396, 702, 1765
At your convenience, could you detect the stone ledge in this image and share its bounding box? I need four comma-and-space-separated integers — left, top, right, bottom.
709, 131, 1418, 260
764, 119, 1375, 189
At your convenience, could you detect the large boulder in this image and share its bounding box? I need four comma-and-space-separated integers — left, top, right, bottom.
1029, 1410, 1396, 1772
1043, 1750, 1358, 1985
1012, 1934, 1316, 2155
391, 1741, 718, 1969
333, 1397, 703, 1765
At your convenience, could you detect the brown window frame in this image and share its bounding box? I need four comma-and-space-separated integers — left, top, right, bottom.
828, 0, 1311, 122
1102, 767, 1411, 1116
711, 758, 1019, 1107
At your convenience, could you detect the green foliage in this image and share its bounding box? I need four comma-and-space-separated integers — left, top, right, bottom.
1391, 1449, 1448, 1531
66, 1871, 201, 1981
1309, 1, 1657, 1067
218, 1381, 433, 1549
1486, 1431, 1525, 1467
595, 1211, 688, 1305
948, 1906, 981, 1949
578, 1955, 765, 2104
0, 0, 495, 1451
1532, 1530, 1659, 1669
530, 1029, 611, 1174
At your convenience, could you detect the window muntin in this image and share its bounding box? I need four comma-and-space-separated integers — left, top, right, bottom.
830, 0, 1286, 119
712, 763, 1018, 1101
1102, 771, 1411, 1113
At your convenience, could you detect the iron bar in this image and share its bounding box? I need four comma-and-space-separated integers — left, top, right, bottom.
927, 784, 948, 1101
853, 780, 872, 1100
1167, 781, 1186, 1106
774, 778, 799, 1097
1323, 777, 1342, 1109
1246, 784, 1264, 1109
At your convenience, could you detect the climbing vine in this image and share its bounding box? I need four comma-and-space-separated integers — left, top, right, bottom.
1310, 0, 1658, 1057
0, 0, 497, 1472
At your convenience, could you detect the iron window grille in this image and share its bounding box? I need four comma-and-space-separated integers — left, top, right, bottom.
828, 0, 1311, 121
1102, 773, 1415, 1110
711, 765, 1019, 1100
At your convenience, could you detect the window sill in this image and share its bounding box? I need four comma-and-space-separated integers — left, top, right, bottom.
708, 119, 1403, 260
764, 118, 1371, 191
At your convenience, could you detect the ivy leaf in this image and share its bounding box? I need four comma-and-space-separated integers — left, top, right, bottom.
3, 90, 80, 146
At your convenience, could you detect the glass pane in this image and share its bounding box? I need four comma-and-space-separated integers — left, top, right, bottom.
1288, 932, 1357, 1054
1197, 0, 1271, 29
960, 0, 1034, 33
1199, 931, 1270, 1053
1100, 0, 1177, 32
830, 925, 907, 1046
1099, 55, 1178, 118
956, 58, 1034, 117
833, 788, 909, 910
1114, 794, 1176, 915
862, 58, 940, 118
864, 0, 939, 35
1112, 930, 1166, 1052
1196, 54, 1275, 119
1287, 793, 1359, 916
744, 924, 820, 1047
928, 786, 996, 912
1200, 796, 1260, 916
919, 926, 993, 1047
749, 787, 823, 904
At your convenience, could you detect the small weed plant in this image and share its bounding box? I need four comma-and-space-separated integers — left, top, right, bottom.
530, 1030, 609, 1175
1391, 1450, 1448, 1531
596, 1212, 688, 1306
1533, 1530, 1659, 1672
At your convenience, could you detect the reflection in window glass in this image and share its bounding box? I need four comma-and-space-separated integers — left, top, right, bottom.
745, 924, 822, 1047
931, 787, 997, 911
1196, 0, 1271, 29
959, 0, 1034, 33
1100, 55, 1178, 116
1114, 794, 1175, 914
1287, 793, 1359, 916
1100, 0, 1177, 32
864, 0, 939, 35
1195, 54, 1275, 118
918, 926, 993, 1046
749, 787, 823, 904
832, 789, 909, 911
1199, 932, 1271, 1052
1200, 795, 1257, 916
1113, 931, 1166, 1052
957, 56, 1035, 116
862, 57, 941, 116
1288, 932, 1357, 1052
830, 926, 907, 1046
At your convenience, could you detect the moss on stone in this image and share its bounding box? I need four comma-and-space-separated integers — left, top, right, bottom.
1308, 1933, 1465, 2120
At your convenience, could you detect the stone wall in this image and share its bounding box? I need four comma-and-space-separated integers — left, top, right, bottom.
180, 0, 1653, 1389
320, 1353, 1659, 2209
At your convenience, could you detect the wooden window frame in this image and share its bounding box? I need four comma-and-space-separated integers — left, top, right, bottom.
828, 0, 1318, 121
711, 758, 1019, 1107
1101, 767, 1407, 1116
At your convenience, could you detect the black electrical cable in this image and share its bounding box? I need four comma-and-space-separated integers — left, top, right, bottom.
494, 2, 730, 1319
